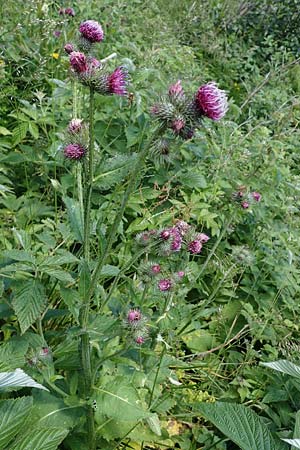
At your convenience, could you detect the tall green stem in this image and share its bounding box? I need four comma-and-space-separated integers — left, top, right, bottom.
79, 87, 96, 450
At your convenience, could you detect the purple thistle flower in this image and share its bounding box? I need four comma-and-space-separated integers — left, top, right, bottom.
171, 117, 185, 134
168, 80, 184, 98
177, 271, 185, 278
89, 57, 101, 69
135, 336, 145, 345
65, 7, 75, 16
53, 30, 62, 38
160, 229, 171, 240
170, 228, 182, 251
79, 20, 104, 43
158, 278, 172, 292
175, 220, 190, 236
127, 309, 142, 323
252, 191, 261, 202
151, 264, 161, 275
196, 82, 228, 121
108, 67, 128, 95
241, 201, 249, 209
188, 240, 202, 254
64, 43, 74, 54
70, 51, 88, 73
68, 118, 83, 134
197, 233, 210, 243
64, 143, 86, 160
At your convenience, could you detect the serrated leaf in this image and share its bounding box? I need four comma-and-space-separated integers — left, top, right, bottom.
0, 397, 33, 448
2, 250, 35, 263
39, 251, 79, 267
95, 378, 152, 422
41, 268, 74, 284
63, 197, 83, 242
100, 264, 120, 277
60, 288, 80, 323
0, 126, 12, 135
180, 172, 207, 189
282, 440, 300, 448
12, 280, 47, 334
78, 260, 91, 299
0, 369, 48, 391
146, 414, 161, 436
196, 402, 287, 450
12, 123, 28, 146
94, 153, 137, 190
10, 426, 69, 450
0, 339, 28, 371
28, 122, 39, 139
261, 360, 300, 379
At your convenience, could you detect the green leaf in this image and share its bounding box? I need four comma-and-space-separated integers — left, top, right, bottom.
0, 397, 33, 448
2, 250, 35, 264
41, 268, 74, 284
94, 154, 137, 190
261, 360, 300, 379
60, 288, 80, 323
292, 411, 300, 450
0, 339, 28, 371
28, 122, 39, 140
78, 260, 91, 299
63, 197, 83, 242
100, 264, 120, 277
10, 427, 69, 450
146, 414, 161, 436
0, 126, 12, 136
0, 369, 48, 391
12, 280, 47, 334
95, 378, 152, 422
12, 123, 28, 146
196, 402, 287, 450
282, 440, 300, 449
39, 251, 79, 267
180, 172, 207, 189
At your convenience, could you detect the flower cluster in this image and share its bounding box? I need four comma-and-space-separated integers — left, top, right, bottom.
151, 80, 228, 141
63, 118, 88, 160
124, 309, 148, 345
232, 189, 262, 209
59, 7, 75, 17
64, 20, 128, 96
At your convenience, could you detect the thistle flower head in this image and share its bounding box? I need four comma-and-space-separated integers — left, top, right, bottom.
197, 233, 210, 243
170, 228, 182, 251
177, 271, 185, 278
171, 117, 186, 134
241, 201, 249, 209
160, 229, 172, 240
68, 118, 83, 134
108, 67, 128, 95
168, 80, 184, 99
70, 51, 88, 73
64, 143, 86, 160
188, 239, 202, 254
135, 230, 158, 246
151, 264, 161, 274
175, 220, 190, 236
252, 191, 261, 202
158, 278, 172, 292
65, 7, 75, 16
135, 336, 145, 345
53, 30, 62, 38
196, 82, 228, 121
79, 20, 104, 43
127, 309, 142, 323
64, 43, 74, 54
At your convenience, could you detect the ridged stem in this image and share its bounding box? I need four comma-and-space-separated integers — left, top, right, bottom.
79, 86, 96, 450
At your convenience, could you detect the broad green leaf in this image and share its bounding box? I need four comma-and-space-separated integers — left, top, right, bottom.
261, 360, 300, 379
292, 411, 300, 450
0, 397, 33, 448
41, 268, 74, 284
95, 378, 152, 422
2, 250, 35, 264
94, 153, 138, 190
0, 369, 48, 391
0, 339, 28, 371
63, 196, 83, 242
146, 414, 161, 436
12, 122, 28, 146
0, 126, 11, 135
196, 402, 287, 450
12, 280, 47, 334
60, 288, 80, 323
39, 251, 79, 267
10, 426, 69, 450
28, 122, 39, 139
282, 440, 300, 449
100, 264, 120, 277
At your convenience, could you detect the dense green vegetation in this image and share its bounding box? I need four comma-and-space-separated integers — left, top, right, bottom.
1, 1, 300, 449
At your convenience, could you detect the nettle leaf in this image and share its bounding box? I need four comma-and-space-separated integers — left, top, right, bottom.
261, 360, 300, 379
10, 427, 69, 450
94, 153, 137, 190
12, 280, 47, 334
0, 397, 33, 448
41, 268, 74, 284
39, 251, 79, 267
196, 402, 287, 450
2, 250, 35, 264
100, 264, 120, 277
179, 171, 207, 189
60, 288, 80, 323
0, 369, 48, 391
282, 440, 300, 449
95, 378, 152, 422
12, 122, 28, 146
0, 339, 28, 371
